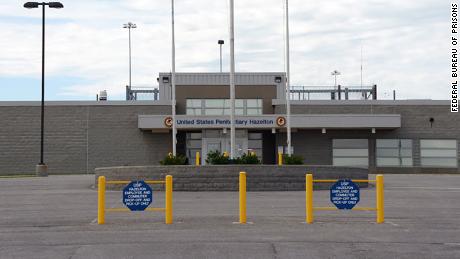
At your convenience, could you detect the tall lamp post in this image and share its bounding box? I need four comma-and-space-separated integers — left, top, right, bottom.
123, 22, 137, 89
331, 70, 341, 87
24, 1, 64, 177
331, 70, 341, 100
218, 40, 224, 72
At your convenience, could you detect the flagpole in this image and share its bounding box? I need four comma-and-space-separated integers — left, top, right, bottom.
229, 0, 236, 159
171, 0, 177, 156
285, 0, 292, 155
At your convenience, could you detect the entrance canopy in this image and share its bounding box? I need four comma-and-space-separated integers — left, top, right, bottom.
138, 114, 401, 130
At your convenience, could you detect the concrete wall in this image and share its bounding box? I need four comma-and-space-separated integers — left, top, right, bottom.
95, 165, 369, 191
0, 102, 171, 175
275, 102, 460, 173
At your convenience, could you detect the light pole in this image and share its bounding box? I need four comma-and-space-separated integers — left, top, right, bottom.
218, 40, 224, 72
24, 1, 64, 177
331, 70, 341, 88
123, 22, 136, 89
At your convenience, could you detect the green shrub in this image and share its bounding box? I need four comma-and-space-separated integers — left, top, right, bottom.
283, 154, 304, 165
159, 153, 188, 165
234, 153, 261, 164
206, 150, 230, 165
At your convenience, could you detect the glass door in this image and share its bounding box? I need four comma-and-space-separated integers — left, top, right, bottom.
202, 138, 222, 165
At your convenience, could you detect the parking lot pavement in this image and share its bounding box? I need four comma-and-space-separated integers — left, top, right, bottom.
0, 174, 459, 259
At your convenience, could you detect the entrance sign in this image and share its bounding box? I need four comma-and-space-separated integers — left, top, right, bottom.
330, 179, 360, 210
123, 181, 153, 211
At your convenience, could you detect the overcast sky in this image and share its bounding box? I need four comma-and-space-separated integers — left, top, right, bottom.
0, 0, 451, 101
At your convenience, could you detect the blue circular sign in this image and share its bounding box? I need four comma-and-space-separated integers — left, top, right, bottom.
123, 181, 153, 211
330, 179, 360, 210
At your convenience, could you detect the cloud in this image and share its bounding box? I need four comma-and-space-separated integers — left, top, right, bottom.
0, 0, 451, 100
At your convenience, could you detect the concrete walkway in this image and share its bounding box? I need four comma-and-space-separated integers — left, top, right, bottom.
0, 174, 459, 258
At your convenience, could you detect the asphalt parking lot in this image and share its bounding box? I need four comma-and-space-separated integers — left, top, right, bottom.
0, 174, 459, 259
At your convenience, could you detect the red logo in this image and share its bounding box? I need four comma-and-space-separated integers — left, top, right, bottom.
164, 117, 173, 127
276, 116, 286, 127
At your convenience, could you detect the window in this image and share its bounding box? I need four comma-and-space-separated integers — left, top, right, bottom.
376, 139, 413, 167
204, 99, 228, 115
248, 132, 263, 160
186, 99, 262, 115
420, 140, 458, 167
186, 99, 202, 115
333, 139, 368, 167
246, 99, 262, 115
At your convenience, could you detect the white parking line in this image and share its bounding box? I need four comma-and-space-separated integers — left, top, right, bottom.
388, 187, 460, 190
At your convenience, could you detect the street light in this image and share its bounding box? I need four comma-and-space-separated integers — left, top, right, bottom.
331, 70, 341, 87
123, 22, 137, 89
218, 40, 224, 72
23, 1, 64, 177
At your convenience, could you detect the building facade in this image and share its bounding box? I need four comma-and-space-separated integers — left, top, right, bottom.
0, 72, 458, 175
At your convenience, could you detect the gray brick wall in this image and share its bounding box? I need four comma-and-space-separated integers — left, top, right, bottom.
95, 165, 368, 191
0, 103, 171, 175
0, 101, 458, 175
275, 104, 460, 173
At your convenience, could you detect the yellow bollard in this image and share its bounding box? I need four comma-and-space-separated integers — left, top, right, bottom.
376, 174, 384, 224
306, 174, 313, 224
97, 176, 106, 225
195, 151, 200, 166
278, 152, 283, 165
239, 172, 247, 224
165, 175, 173, 224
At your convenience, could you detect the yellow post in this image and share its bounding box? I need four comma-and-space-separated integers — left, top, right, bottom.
195, 151, 200, 166
376, 174, 384, 224
165, 175, 173, 224
306, 174, 313, 224
278, 152, 283, 165
239, 171, 247, 224
97, 176, 106, 225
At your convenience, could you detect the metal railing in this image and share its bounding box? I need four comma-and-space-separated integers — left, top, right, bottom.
97, 175, 173, 225
126, 85, 160, 100
290, 85, 377, 100
305, 174, 384, 224
125, 84, 377, 101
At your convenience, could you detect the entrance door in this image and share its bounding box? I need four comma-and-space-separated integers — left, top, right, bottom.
202, 138, 223, 165
224, 138, 248, 158
201, 130, 249, 164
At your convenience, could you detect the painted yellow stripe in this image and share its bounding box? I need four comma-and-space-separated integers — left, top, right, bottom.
106, 207, 166, 212
313, 179, 376, 183
314, 207, 376, 211
105, 181, 130, 184
145, 180, 166, 184
105, 180, 165, 185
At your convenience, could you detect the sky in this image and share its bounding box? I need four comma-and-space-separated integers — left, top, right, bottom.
0, 0, 452, 101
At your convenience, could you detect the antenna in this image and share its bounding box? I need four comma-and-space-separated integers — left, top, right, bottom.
360, 44, 363, 88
